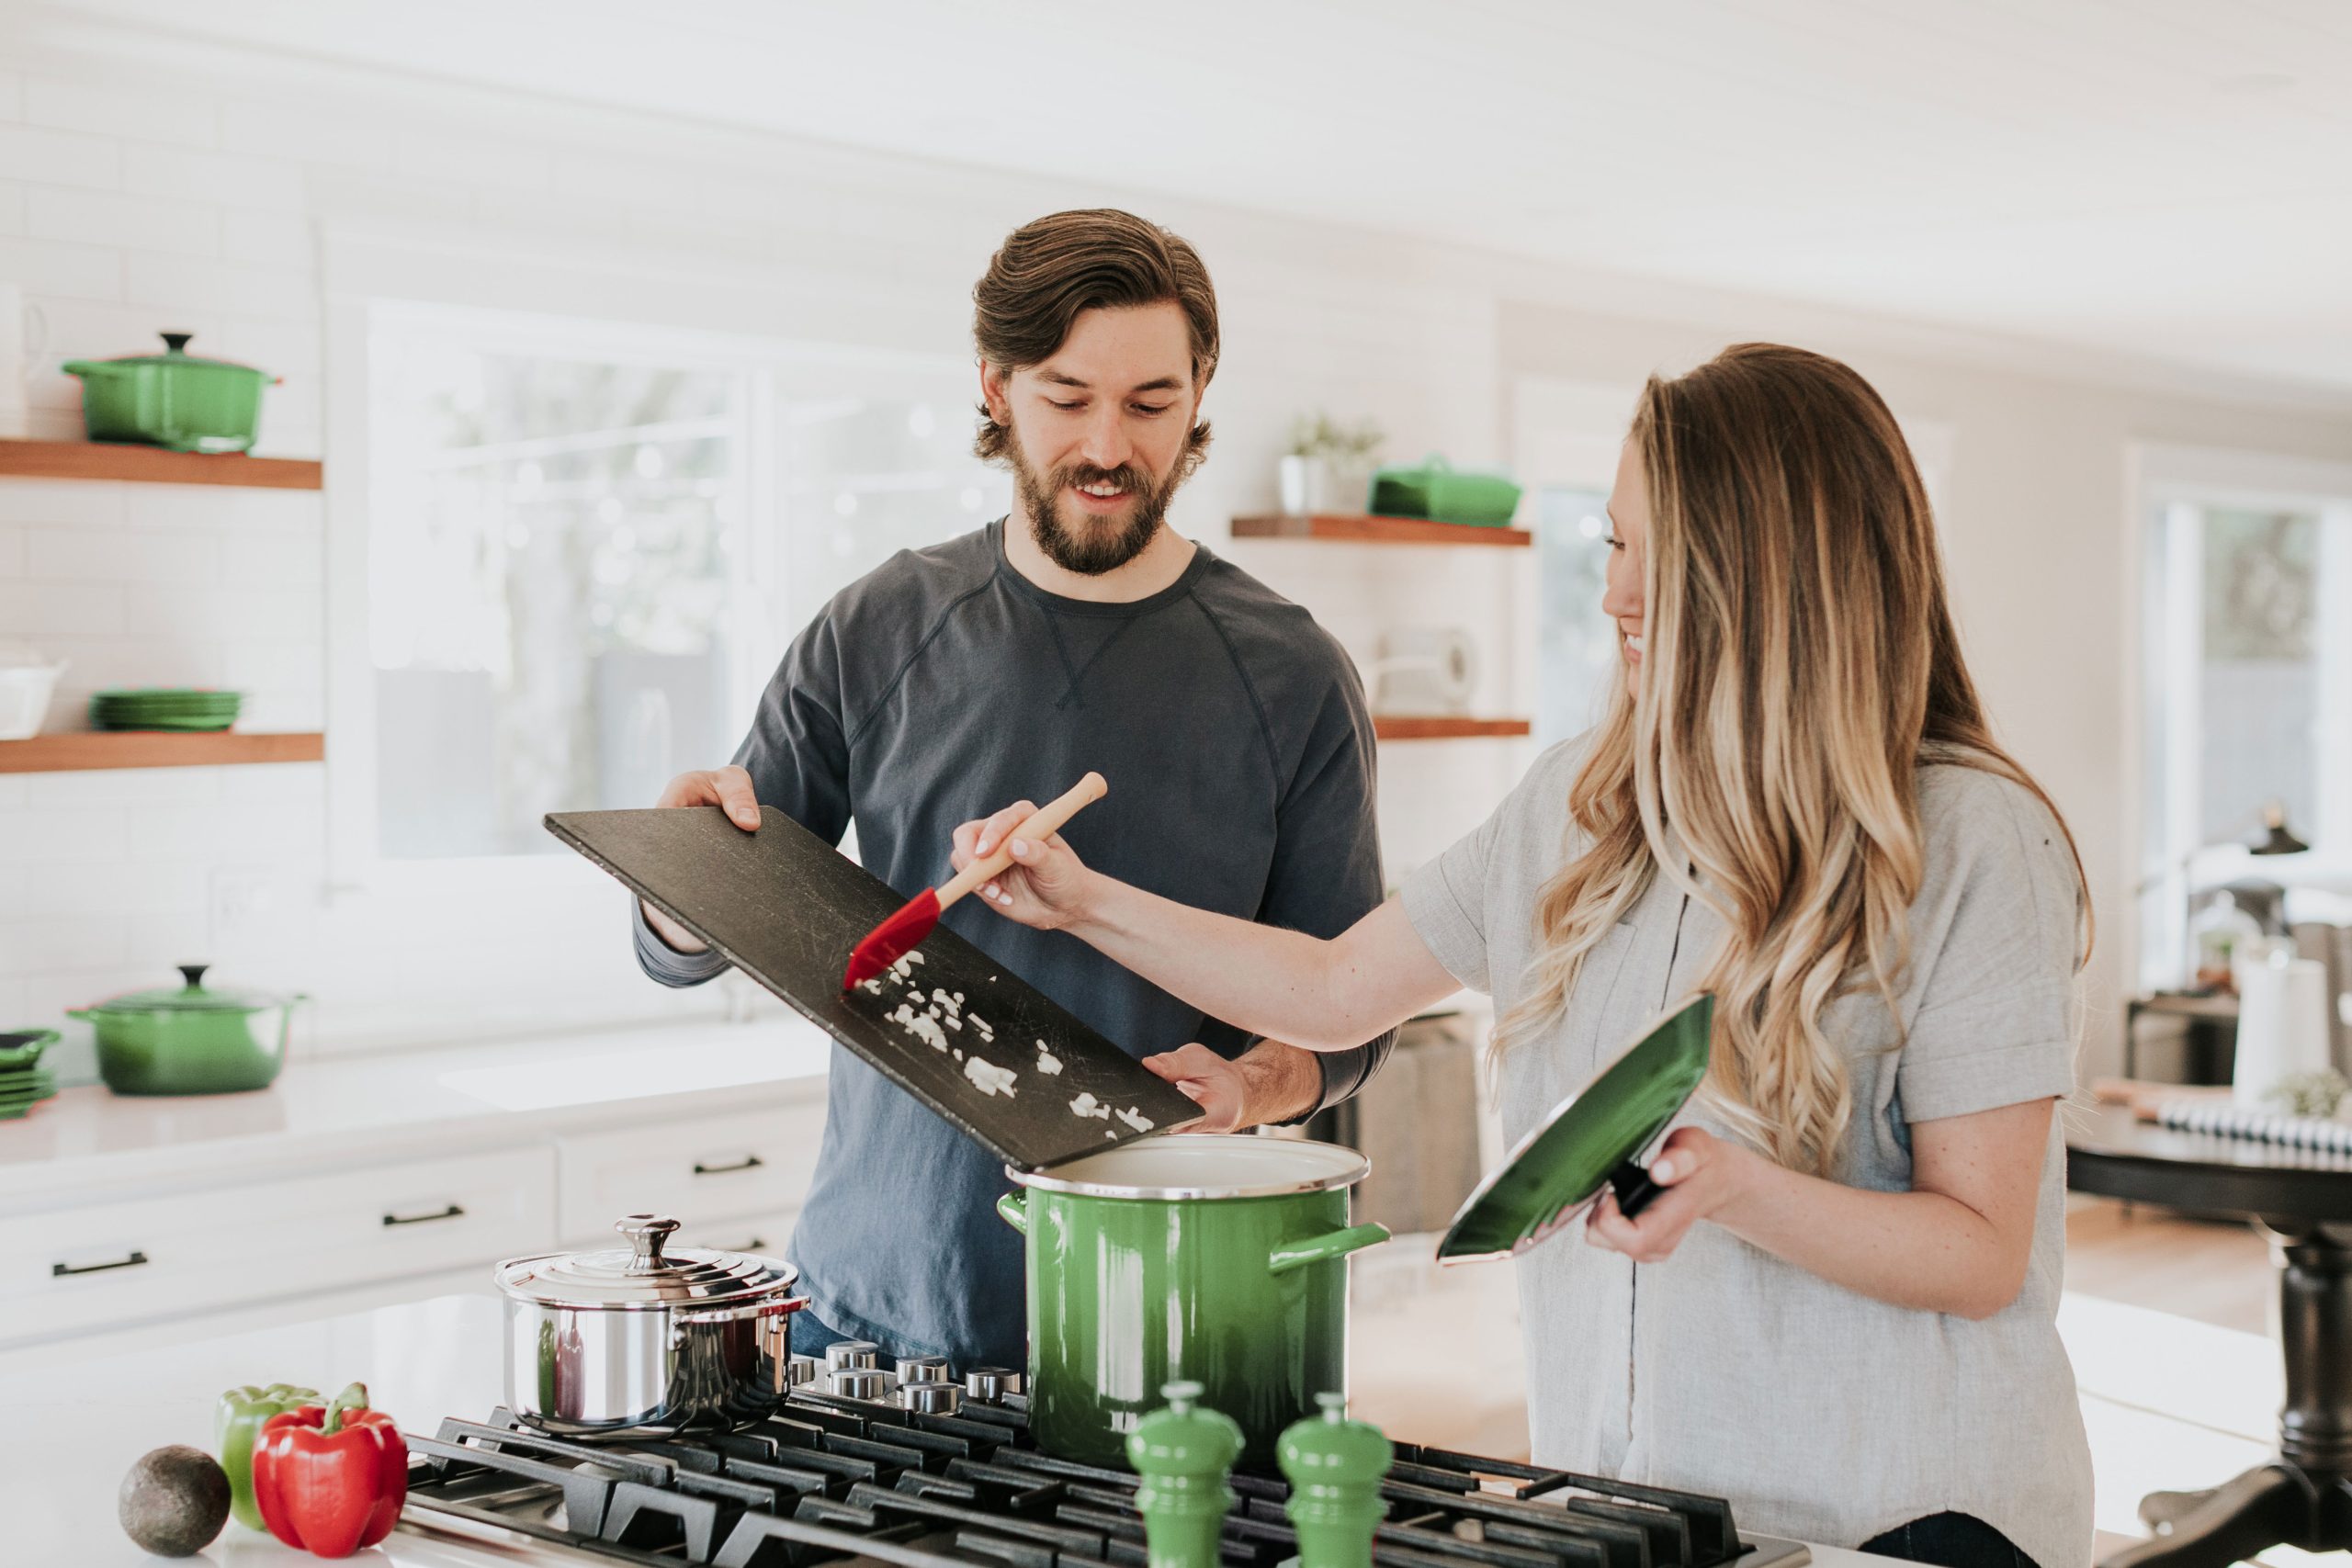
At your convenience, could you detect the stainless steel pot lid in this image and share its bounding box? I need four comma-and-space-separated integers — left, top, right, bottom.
494, 1213, 802, 1310
1010, 1133, 1368, 1200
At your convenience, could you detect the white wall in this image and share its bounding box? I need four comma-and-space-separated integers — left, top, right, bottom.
2, 15, 2348, 1078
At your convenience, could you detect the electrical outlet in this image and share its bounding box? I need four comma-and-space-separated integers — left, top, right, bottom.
209, 867, 282, 945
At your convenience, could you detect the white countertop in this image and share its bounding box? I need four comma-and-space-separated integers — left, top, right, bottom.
0, 1288, 1889, 1568
0, 1014, 834, 1203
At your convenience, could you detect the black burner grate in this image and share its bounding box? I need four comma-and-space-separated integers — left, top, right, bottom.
401, 1390, 1808, 1568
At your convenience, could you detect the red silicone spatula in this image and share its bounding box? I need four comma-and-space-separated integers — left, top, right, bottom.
842, 772, 1107, 989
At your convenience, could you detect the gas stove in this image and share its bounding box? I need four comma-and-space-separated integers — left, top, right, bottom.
401, 1378, 1809, 1568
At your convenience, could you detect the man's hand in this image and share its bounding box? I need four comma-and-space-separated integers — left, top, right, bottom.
1144, 1040, 1322, 1134
641, 766, 761, 954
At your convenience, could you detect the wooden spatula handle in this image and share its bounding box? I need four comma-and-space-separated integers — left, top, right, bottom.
936, 773, 1107, 912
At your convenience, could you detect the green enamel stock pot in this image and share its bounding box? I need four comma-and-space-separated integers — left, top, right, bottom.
998, 1134, 1389, 1467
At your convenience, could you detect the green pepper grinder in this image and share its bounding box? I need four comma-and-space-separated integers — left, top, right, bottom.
214, 1382, 319, 1531
1278, 1393, 1393, 1568
1127, 1380, 1242, 1568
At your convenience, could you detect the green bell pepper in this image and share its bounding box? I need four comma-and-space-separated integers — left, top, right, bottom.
214, 1382, 319, 1530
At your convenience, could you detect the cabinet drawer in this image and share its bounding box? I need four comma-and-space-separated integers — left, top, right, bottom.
676, 1207, 802, 1263
0, 1146, 556, 1347
556, 1104, 824, 1243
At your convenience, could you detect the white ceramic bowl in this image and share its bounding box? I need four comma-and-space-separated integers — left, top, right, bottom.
0, 657, 65, 740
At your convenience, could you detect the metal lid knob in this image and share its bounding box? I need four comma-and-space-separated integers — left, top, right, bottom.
617, 1213, 680, 1271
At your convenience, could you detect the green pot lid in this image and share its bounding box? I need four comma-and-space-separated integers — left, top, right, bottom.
1126, 1382, 1243, 1479
1436, 994, 1713, 1263
1276, 1393, 1393, 1487
85, 964, 287, 1016
69, 333, 263, 374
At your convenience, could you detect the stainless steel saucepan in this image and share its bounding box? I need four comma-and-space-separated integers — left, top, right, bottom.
492, 1213, 809, 1438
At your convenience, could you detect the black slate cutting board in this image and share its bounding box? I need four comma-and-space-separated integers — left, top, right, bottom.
545, 806, 1200, 1169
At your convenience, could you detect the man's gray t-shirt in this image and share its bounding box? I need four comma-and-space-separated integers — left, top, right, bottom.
635, 520, 1395, 1368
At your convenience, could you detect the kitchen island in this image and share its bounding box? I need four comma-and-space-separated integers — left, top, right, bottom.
0, 1291, 1894, 1567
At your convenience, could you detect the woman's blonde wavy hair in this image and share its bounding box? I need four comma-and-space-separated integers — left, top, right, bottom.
1493, 344, 2089, 1177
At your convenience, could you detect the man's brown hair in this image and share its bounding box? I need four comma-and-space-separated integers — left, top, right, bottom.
971, 209, 1218, 470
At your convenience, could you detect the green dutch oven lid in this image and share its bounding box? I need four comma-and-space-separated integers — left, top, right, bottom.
1127, 1382, 1242, 1479
1277, 1393, 1392, 1488
68, 333, 265, 375
1436, 994, 1713, 1262
85, 964, 285, 1015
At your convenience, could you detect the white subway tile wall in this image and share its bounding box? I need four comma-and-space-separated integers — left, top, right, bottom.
0, 38, 1523, 1066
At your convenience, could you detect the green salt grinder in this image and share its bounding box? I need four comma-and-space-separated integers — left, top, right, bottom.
1127, 1380, 1241, 1568
1277, 1393, 1393, 1568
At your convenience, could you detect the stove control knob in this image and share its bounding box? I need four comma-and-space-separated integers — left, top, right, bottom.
964, 1366, 1023, 1402
829, 1368, 891, 1402
825, 1341, 881, 1373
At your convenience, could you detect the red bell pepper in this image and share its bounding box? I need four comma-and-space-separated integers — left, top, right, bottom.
250, 1382, 408, 1558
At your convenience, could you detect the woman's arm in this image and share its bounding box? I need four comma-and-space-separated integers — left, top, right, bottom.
949, 803, 1458, 1051
1584, 1098, 2055, 1320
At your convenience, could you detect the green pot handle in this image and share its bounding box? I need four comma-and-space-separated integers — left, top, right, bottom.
996, 1191, 1029, 1235
1267, 1221, 1389, 1277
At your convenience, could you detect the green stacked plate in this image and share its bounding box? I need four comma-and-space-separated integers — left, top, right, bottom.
90, 688, 243, 731
0, 1029, 61, 1120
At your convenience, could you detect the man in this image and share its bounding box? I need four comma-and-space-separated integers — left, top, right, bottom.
635, 209, 1394, 1371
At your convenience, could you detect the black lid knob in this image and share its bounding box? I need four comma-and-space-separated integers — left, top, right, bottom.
160, 333, 193, 355
177, 964, 209, 990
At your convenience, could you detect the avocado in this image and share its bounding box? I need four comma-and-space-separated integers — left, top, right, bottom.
119, 1445, 231, 1558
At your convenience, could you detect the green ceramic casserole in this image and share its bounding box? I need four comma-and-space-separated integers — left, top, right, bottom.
998, 1134, 1388, 1468
70, 964, 304, 1095
62, 333, 276, 454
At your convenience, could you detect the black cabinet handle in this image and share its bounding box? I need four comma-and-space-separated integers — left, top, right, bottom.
53, 1250, 150, 1278
382, 1203, 466, 1227
692, 1155, 765, 1176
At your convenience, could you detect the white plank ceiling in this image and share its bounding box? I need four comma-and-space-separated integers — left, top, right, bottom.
33, 0, 2352, 392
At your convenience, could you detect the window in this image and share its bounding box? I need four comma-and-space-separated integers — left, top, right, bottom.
358, 307, 1008, 866
2138, 452, 2352, 988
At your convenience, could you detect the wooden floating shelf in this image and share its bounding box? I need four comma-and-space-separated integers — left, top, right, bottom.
0, 438, 323, 491
1231, 513, 1530, 547
0, 731, 325, 774
1372, 716, 1532, 741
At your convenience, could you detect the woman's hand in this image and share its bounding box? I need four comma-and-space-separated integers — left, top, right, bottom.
950, 802, 1098, 931
1582, 1126, 1757, 1264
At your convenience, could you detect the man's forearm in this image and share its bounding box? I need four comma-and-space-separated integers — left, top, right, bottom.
1232, 1040, 1326, 1128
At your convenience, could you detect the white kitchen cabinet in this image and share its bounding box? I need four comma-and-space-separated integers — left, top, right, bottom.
555, 1103, 825, 1245
0, 1018, 833, 1351
0, 1146, 556, 1348
677, 1205, 804, 1261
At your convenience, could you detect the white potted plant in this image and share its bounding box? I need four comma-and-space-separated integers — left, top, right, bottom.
1279, 413, 1384, 515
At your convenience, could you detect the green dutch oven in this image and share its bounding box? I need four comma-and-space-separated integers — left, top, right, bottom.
70, 964, 305, 1096
999, 1134, 1388, 1468
62, 333, 277, 454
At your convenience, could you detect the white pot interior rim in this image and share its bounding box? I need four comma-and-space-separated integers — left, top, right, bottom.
1012, 1134, 1368, 1200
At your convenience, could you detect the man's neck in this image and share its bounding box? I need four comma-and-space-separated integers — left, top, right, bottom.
1001, 510, 1198, 604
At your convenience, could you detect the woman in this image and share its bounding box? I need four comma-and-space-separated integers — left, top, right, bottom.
954, 344, 2093, 1566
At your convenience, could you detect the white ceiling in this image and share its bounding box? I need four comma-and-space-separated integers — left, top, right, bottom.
41, 0, 2352, 394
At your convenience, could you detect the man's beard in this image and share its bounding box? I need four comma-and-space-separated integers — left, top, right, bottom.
1009, 445, 1177, 576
